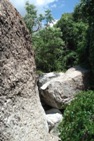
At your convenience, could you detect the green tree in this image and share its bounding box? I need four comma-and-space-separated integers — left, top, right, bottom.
24, 2, 44, 33
74, 0, 94, 82
82, 0, 94, 80
56, 13, 88, 69
44, 9, 54, 26
33, 27, 65, 72
24, 2, 54, 33
24, 3, 65, 72
73, 3, 87, 23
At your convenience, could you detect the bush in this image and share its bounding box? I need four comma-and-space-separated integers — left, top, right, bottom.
59, 91, 94, 141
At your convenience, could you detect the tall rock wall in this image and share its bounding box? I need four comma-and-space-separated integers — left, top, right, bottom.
0, 0, 49, 141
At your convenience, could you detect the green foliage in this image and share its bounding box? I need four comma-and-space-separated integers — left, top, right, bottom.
56, 13, 88, 68
33, 27, 65, 72
78, 0, 94, 80
24, 2, 66, 72
80, 0, 94, 20
24, 2, 54, 33
24, 2, 44, 33
73, 3, 87, 23
24, 1, 94, 77
59, 90, 94, 141
44, 9, 54, 26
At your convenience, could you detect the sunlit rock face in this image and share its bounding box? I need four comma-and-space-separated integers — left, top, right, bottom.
39, 66, 90, 109
0, 0, 50, 141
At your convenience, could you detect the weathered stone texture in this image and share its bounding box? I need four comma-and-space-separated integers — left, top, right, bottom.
39, 66, 90, 109
0, 0, 49, 141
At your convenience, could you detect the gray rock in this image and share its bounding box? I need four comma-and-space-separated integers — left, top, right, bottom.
0, 1, 55, 141
46, 108, 63, 132
39, 72, 64, 87
39, 66, 90, 109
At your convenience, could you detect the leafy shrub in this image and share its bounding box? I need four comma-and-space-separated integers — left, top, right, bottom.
59, 91, 94, 141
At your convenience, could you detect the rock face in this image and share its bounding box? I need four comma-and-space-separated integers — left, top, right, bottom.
39, 66, 90, 109
0, 1, 51, 141
46, 108, 63, 131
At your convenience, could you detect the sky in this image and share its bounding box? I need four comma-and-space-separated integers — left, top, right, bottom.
9, 0, 80, 20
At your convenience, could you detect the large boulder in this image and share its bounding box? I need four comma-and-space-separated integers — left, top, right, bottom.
0, 1, 56, 141
39, 66, 90, 109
